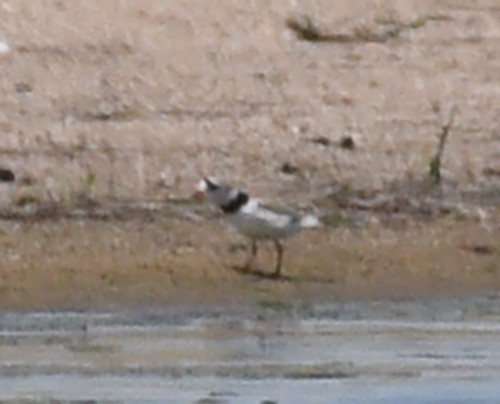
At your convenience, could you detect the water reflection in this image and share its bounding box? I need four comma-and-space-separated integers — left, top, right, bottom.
1, 298, 500, 402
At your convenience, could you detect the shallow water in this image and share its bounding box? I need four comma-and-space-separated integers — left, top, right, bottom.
2, 296, 500, 403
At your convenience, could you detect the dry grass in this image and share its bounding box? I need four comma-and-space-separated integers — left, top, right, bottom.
286, 12, 452, 44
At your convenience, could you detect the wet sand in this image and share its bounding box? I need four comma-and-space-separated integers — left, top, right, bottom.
2, 296, 500, 402
1, 208, 499, 311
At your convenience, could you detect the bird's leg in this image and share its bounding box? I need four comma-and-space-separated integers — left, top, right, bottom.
243, 240, 258, 269
272, 240, 284, 278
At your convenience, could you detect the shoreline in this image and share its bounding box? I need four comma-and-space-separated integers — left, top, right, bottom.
1, 209, 499, 312
1, 293, 500, 327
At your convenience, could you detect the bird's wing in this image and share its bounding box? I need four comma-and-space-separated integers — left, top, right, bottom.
255, 201, 302, 223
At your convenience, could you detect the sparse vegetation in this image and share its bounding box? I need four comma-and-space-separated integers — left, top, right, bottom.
482, 264, 497, 274
429, 105, 457, 184
0, 1, 498, 311
83, 99, 149, 122
14, 193, 38, 207
286, 15, 392, 43
286, 13, 451, 43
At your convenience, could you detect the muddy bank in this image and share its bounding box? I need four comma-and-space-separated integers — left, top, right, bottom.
0, 209, 499, 311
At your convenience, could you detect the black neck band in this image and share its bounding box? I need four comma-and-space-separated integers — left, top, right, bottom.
221, 192, 249, 213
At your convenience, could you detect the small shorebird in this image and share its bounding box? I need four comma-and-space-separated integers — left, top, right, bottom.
194, 177, 321, 278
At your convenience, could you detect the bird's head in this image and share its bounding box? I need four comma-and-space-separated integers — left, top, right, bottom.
193, 177, 244, 210
193, 176, 220, 201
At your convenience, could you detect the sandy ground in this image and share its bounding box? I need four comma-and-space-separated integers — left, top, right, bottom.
0, 0, 499, 310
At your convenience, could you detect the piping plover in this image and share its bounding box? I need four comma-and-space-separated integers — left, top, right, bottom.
194, 177, 320, 278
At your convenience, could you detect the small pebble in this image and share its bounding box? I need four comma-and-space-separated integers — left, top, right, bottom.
339, 135, 355, 150
0, 167, 15, 182
309, 136, 331, 147
280, 162, 300, 175
15, 82, 33, 93
0, 40, 10, 54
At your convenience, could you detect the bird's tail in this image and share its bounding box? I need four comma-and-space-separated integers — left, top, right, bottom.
300, 214, 322, 228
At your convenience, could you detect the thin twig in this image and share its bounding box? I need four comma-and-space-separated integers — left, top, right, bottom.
430, 104, 457, 183
437, 105, 457, 162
